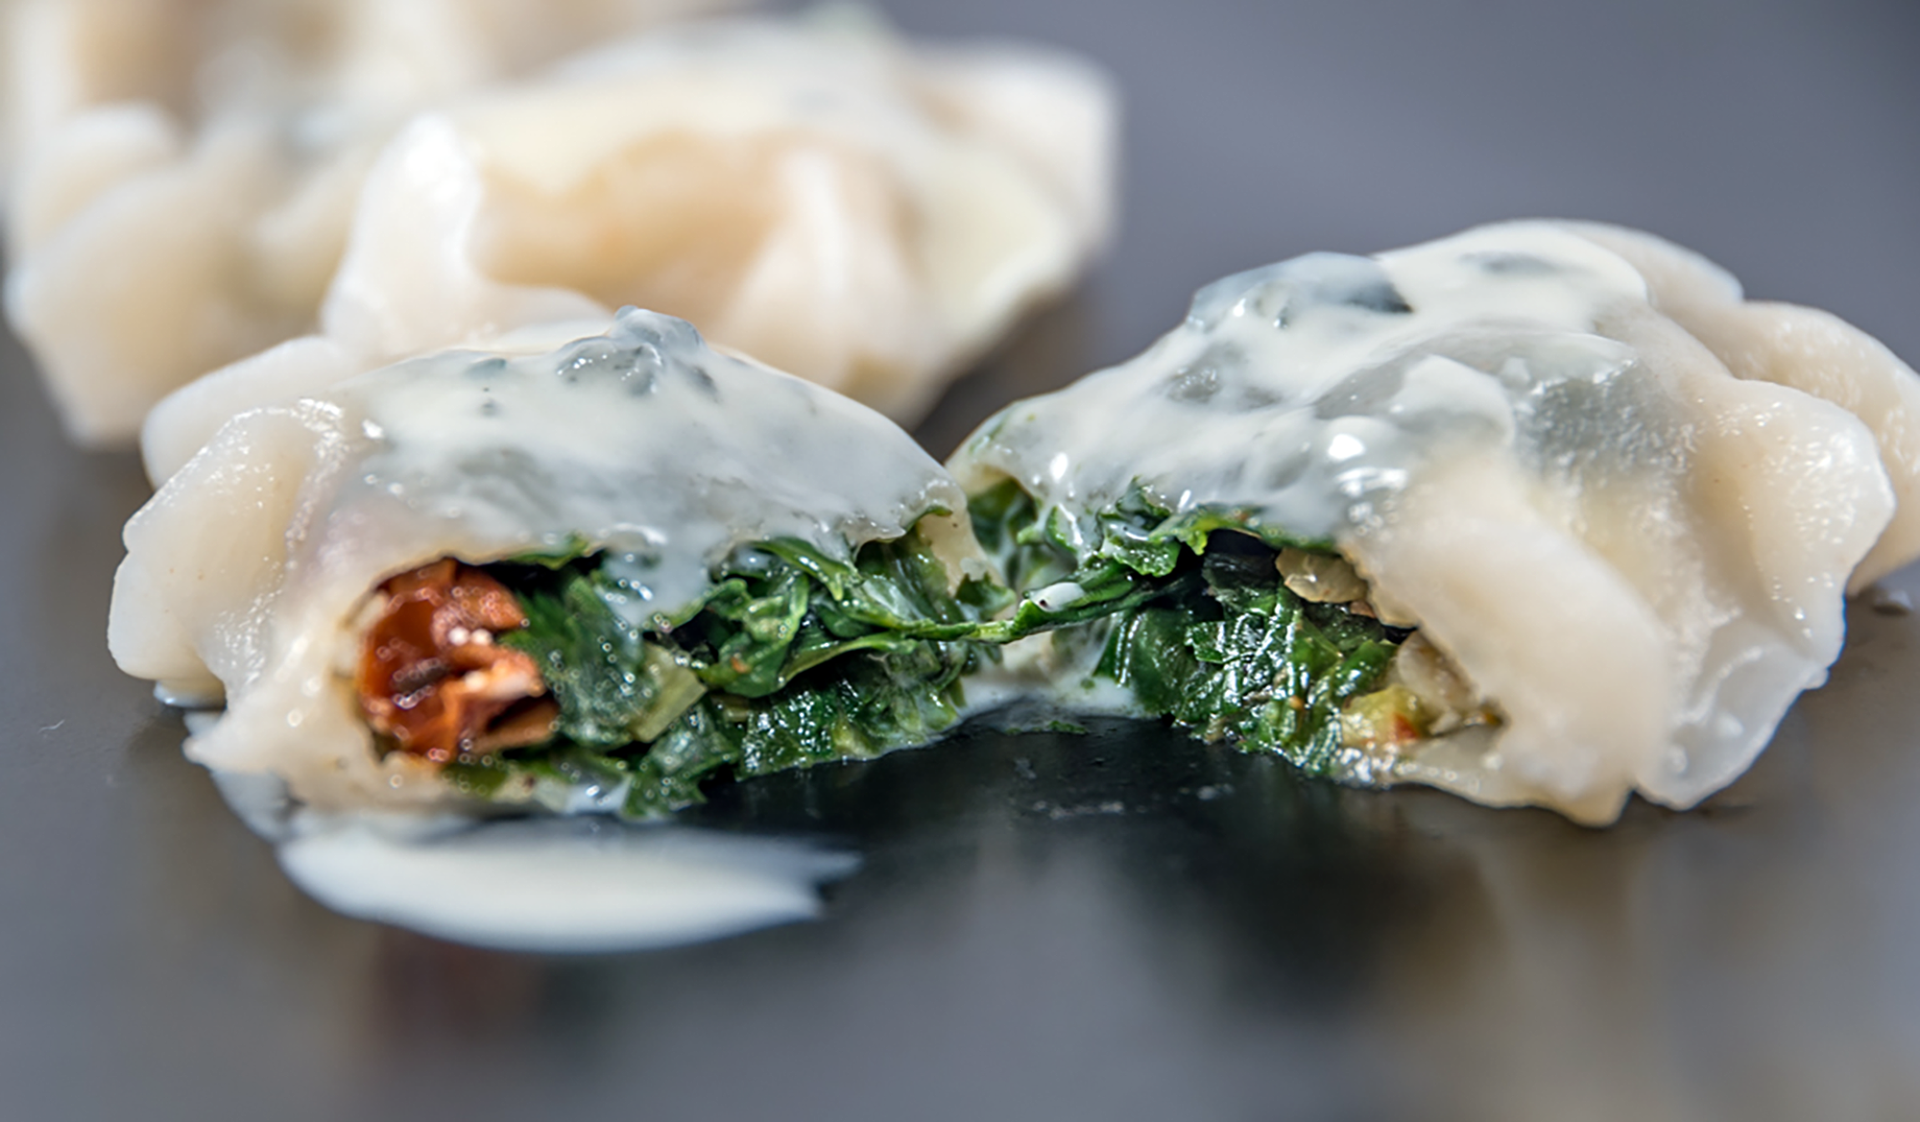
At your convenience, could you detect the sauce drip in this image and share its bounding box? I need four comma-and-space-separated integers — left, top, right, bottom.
275, 814, 861, 954
356, 559, 556, 762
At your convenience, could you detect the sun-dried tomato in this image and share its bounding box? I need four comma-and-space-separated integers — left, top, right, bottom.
356, 559, 556, 763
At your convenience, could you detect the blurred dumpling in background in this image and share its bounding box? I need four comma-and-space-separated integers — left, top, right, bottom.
321, 10, 1115, 427
6, 4, 1118, 449
0, 0, 744, 443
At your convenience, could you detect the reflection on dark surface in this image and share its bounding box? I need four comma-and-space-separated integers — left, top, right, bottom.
701, 717, 1456, 1012
169, 594, 1907, 1121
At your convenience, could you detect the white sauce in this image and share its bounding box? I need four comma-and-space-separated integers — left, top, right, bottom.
951, 224, 1652, 541
278, 816, 858, 954
340, 309, 964, 615
212, 767, 855, 952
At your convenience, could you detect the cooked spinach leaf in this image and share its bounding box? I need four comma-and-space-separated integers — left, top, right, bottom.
448, 481, 1399, 818
970, 481, 1399, 775
476, 524, 1000, 818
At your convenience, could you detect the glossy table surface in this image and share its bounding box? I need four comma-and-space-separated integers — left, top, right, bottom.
5, 1, 1920, 1118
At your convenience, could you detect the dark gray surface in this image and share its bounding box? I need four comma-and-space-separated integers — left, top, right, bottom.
5, 1, 1920, 1119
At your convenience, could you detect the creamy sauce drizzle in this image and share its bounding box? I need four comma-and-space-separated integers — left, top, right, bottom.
951, 222, 1651, 542
340, 306, 966, 615
279, 820, 858, 953
214, 769, 857, 953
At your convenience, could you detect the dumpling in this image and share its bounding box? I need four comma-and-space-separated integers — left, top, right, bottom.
948, 221, 1918, 824
109, 308, 1007, 815
236, 11, 1111, 433
1, 0, 740, 445
12, 6, 1116, 447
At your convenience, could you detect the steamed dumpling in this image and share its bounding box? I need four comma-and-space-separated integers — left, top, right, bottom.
3, 0, 737, 444
12, 6, 1116, 448
109, 308, 976, 811
294, 11, 1113, 426
950, 221, 1917, 823
137, 10, 1116, 485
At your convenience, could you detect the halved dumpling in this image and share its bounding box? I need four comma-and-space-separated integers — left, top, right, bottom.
949, 222, 1910, 823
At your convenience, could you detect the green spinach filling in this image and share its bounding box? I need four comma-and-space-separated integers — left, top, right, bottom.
436, 482, 1407, 817
444, 526, 1013, 818
966, 479, 1406, 776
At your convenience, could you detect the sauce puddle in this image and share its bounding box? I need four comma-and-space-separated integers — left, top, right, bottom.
211, 768, 858, 952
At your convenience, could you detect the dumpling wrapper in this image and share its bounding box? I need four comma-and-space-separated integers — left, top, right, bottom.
1557, 222, 1920, 590
109, 308, 976, 811
950, 221, 1916, 824
3, 0, 737, 445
